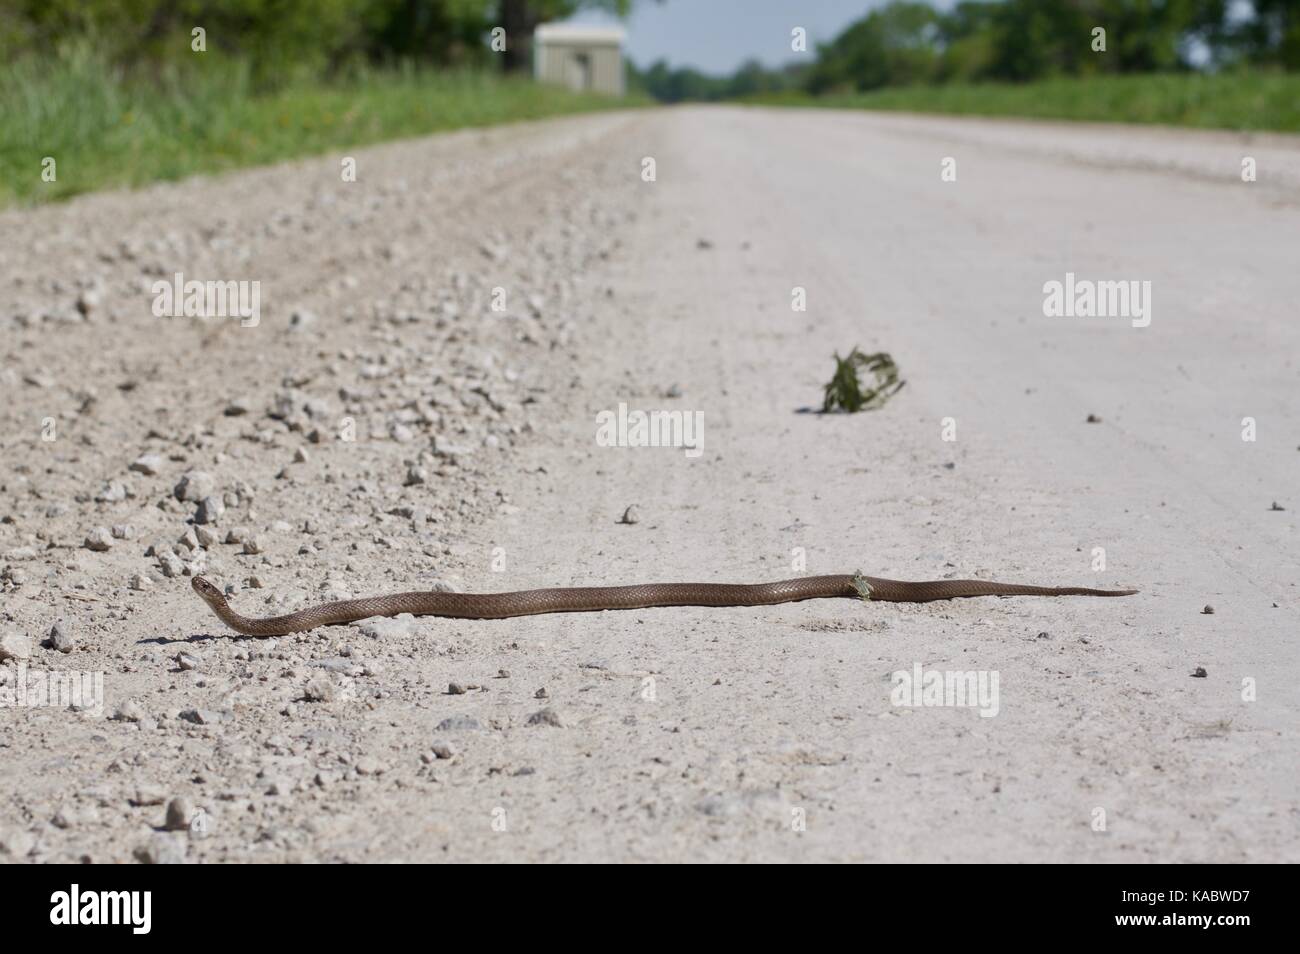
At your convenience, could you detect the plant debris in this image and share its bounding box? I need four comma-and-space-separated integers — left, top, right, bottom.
821, 348, 904, 413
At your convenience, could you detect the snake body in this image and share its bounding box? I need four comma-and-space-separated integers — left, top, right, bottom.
191, 574, 1137, 637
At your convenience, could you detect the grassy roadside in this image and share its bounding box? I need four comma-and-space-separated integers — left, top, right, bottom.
1, 46, 645, 207
746, 72, 1300, 134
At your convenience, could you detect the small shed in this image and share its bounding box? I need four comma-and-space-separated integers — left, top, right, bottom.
533, 24, 626, 96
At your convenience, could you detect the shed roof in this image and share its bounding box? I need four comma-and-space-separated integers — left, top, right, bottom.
534, 24, 626, 45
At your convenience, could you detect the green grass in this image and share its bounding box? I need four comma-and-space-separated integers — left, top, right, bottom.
0, 44, 643, 207
747, 72, 1300, 134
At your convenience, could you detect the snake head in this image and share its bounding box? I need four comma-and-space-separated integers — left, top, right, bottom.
191, 576, 225, 605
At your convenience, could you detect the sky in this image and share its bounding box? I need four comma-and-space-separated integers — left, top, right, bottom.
562, 0, 887, 76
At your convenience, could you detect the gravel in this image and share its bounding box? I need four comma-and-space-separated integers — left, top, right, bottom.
5, 108, 1287, 864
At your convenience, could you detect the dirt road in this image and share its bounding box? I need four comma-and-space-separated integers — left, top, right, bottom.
2, 106, 1297, 862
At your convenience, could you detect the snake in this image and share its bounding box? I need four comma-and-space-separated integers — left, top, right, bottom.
191, 574, 1137, 637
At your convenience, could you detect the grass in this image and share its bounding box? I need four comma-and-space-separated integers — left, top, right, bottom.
747, 72, 1300, 134
0, 44, 643, 207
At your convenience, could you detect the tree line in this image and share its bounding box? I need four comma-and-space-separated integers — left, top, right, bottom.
634, 0, 1300, 103
4, 0, 1294, 97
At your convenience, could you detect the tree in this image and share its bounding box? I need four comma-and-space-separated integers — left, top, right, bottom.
1228, 0, 1300, 70
807, 2, 942, 93
497, 0, 636, 73
361, 0, 496, 67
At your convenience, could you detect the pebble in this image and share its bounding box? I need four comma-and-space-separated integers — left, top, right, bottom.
129, 454, 165, 476
431, 742, 455, 759
175, 652, 201, 671
527, 707, 564, 727
435, 715, 481, 732
76, 288, 100, 315
158, 552, 185, 577
268, 392, 298, 420
195, 495, 225, 524
195, 525, 220, 547
618, 505, 640, 525
132, 786, 166, 806
134, 833, 187, 864
433, 438, 474, 460
83, 526, 113, 551
0, 828, 36, 858
1201, 605, 1215, 615
303, 676, 335, 702
223, 398, 252, 416
164, 796, 195, 831
309, 657, 356, 673
448, 682, 467, 695
225, 526, 252, 544
129, 573, 152, 591
174, 470, 216, 503
52, 805, 99, 828
241, 536, 264, 555
112, 699, 145, 722
48, 622, 75, 654
94, 482, 128, 503
0, 631, 33, 661
356, 614, 419, 639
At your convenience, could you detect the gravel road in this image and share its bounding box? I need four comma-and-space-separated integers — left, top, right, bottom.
1, 106, 1296, 863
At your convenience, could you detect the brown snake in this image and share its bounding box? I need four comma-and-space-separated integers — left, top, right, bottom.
191, 574, 1137, 637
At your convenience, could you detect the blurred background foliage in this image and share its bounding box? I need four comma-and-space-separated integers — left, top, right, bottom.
2, 0, 1293, 101
0, 0, 636, 88
630, 0, 1299, 102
